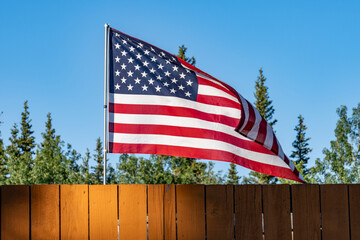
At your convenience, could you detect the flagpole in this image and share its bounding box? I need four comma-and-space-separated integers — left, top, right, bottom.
103, 23, 110, 185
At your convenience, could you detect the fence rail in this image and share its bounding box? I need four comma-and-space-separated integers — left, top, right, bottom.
0, 184, 359, 240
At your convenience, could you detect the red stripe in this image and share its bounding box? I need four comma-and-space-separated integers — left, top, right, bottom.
197, 94, 240, 109
109, 143, 305, 183
109, 103, 239, 127
197, 77, 237, 99
109, 123, 275, 155
255, 119, 268, 144
240, 101, 256, 135
271, 132, 279, 155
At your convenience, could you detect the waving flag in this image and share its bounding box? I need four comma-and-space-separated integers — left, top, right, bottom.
107, 27, 304, 183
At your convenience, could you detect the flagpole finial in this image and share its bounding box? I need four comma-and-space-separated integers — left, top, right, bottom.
105, 23, 109, 28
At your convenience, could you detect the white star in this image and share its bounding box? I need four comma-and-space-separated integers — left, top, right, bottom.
161, 52, 166, 56
115, 43, 120, 49
115, 56, 120, 62
144, 49, 150, 55
141, 71, 148, 78
128, 57, 134, 64
142, 84, 148, 91
151, 47, 155, 52
137, 43, 144, 48
148, 79, 155, 85
179, 73, 186, 79
115, 83, 120, 90
136, 53, 142, 59
185, 91, 191, 97
155, 85, 161, 92
172, 66, 178, 72
121, 50, 127, 56
121, 77, 127, 83
122, 39, 127, 45
115, 70, 120, 76
186, 69, 191, 73
134, 78, 141, 84
165, 60, 170, 64
157, 64, 164, 70
164, 71, 171, 77
186, 79, 193, 86
143, 61, 149, 67
172, 57, 176, 61
156, 75, 162, 80
150, 68, 156, 74
164, 82, 169, 87
134, 64, 141, 71
115, 33, 120, 37
151, 56, 157, 62
127, 84, 133, 91
129, 46, 135, 52
127, 70, 134, 77
170, 88, 176, 94
171, 78, 178, 84
121, 63, 127, 70
178, 85, 184, 90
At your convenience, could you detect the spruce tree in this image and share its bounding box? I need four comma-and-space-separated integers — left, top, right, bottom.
33, 113, 66, 184
244, 69, 278, 184
64, 144, 81, 184
91, 138, 104, 184
6, 101, 35, 184
226, 163, 240, 184
177, 45, 196, 66
79, 149, 92, 184
0, 113, 8, 184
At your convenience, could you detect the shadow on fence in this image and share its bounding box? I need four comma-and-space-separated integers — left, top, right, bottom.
1, 184, 359, 240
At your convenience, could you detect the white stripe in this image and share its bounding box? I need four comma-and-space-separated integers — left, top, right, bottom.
110, 93, 240, 119
247, 106, 262, 140
198, 85, 239, 103
263, 124, 274, 150
109, 113, 249, 140
109, 132, 290, 169
238, 96, 250, 132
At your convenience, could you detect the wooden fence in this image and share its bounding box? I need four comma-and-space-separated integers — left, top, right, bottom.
0, 184, 359, 240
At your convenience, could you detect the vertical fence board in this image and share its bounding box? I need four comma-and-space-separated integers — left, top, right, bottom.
148, 184, 165, 240
31, 185, 60, 240
263, 185, 291, 240
292, 184, 320, 240
349, 184, 360, 239
1, 185, 29, 240
206, 185, 234, 240
164, 184, 176, 240
118, 184, 147, 240
60, 185, 88, 240
321, 184, 350, 240
176, 185, 205, 240
89, 185, 117, 240
235, 185, 262, 240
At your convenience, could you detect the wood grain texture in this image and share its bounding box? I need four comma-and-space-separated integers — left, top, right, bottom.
60, 185, 88, 240
31, 185, 60, 240
292, 184, 320, 240
118, 184, 147, 240
164, 184, 176, 240
148, 184, 165, 240
235, 185, 262, 240
206, 185, 234, 240
349, 184, 360, 240
176, 185, 205, 240
321, 184, 350, 240
263, 185, 291, 240
89, 185, 118, 240
1, 185, 29, 240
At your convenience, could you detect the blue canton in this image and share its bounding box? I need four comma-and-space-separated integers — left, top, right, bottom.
109, 29, 198, 101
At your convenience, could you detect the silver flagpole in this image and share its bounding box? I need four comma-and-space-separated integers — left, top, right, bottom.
103, 23, 110, 185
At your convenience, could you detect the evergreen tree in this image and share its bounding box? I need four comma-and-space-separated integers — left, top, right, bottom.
226, 163, 240, 184
0, 113, 8, 184
64, 144, 81, 184
202, 161, 224, 184
177, 45, 196, 66
116, 154, 141, 184
6, 101, 35, 184
79, 149, 92, 184
106, 163, 117, 184
310, 105, 360, 183
33, 113, 66, 184
91, 138, 104, 184
244, 69, 278, 184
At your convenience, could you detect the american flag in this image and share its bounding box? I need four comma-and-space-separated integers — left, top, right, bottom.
108, 27, 304, 183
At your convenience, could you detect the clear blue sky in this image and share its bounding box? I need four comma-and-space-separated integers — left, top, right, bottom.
0, 0, 359, 177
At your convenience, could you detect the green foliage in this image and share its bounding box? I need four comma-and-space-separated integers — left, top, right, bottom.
226, 163, 240, 184
64, 144, 81, 184
33, 113, 67, 184
177, 45, 196, 66
91, 138, 104, 184
310, 104, 360, 183
245, 69, 278, 184
0, 113, 8, 184
79, 149, 92, 184
6, 101, 35, 184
